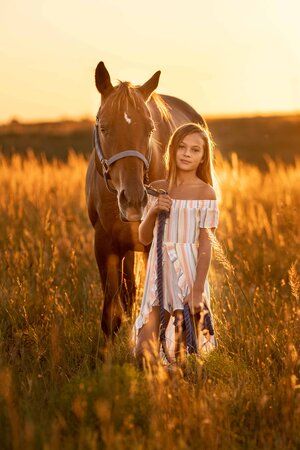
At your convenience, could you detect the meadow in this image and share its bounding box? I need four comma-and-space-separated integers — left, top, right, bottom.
0, 148, 299, 449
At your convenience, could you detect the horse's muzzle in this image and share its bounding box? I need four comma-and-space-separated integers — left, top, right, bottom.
118, 188, 148, 222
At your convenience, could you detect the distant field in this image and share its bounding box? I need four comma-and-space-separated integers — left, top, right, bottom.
0, 113, 299, 169
0, 150, 299, 448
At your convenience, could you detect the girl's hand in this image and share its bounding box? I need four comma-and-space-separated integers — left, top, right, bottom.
184, 289, 207, 315
149, 193, 172, 216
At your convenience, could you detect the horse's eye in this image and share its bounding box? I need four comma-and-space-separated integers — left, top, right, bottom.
100, 127, 109, 136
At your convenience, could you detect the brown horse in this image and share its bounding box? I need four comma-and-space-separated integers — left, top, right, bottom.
85, 61, 206, 337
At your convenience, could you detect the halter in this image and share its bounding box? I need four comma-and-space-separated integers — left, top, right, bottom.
93, 115, 152, 194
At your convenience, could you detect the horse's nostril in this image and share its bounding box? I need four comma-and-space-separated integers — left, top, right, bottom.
119, 187, 145, 208
119, 189, 127, 205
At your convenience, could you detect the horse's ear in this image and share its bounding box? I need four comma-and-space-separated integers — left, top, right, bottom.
95, 61, 113, 96
138, 71, 161, 101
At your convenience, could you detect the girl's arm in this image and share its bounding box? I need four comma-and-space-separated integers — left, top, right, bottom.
193, 228, 215, 293
185, 186, 219, 313
185, 227, 216, 314
138, 193, 172, 246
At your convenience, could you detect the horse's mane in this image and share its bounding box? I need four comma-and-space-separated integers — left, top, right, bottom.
109, 81, 173, 124
150, 92, 173, 123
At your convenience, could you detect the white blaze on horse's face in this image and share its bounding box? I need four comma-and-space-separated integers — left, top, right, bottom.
124, 112, 132, 124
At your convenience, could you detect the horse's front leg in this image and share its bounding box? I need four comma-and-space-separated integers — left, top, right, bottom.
121, 250, 136, 317
94, 221, 124, 338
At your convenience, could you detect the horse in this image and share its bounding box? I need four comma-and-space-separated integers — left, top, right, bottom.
85, 61, 206, 338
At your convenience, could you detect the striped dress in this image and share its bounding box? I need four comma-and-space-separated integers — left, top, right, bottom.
133, 194, 220, 358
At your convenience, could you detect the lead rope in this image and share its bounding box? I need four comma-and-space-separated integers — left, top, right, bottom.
146, 187, 198, 364
156, 209, 173, 363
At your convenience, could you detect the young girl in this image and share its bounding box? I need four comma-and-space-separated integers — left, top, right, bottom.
133, 123, 220, 366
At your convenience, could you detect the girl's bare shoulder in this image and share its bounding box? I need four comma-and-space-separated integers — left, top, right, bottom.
197, 182, 217, 200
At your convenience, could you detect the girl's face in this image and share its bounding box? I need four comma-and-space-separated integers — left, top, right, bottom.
175, 132, 205, 173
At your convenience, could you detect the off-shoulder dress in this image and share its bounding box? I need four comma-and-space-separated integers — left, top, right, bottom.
133, 194, 220, 359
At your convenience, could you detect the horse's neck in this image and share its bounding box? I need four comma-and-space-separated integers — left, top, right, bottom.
148, 100, 175, 152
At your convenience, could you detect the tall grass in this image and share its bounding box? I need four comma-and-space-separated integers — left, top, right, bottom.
0, 149, 299, 449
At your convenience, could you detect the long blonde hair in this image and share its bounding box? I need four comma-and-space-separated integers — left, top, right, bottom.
164, 122, 218, 193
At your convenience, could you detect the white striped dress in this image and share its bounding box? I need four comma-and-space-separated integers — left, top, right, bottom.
133, 194, 220, 358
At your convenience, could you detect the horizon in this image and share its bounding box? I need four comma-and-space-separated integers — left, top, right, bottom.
1, 108, 300, 127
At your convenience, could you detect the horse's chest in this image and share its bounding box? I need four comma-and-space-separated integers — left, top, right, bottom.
98, 202, 141, 251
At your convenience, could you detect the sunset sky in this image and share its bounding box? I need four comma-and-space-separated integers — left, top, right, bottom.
1, 0, 299, 122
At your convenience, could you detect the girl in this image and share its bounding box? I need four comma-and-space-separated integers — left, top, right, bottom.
133, 123, 220, 366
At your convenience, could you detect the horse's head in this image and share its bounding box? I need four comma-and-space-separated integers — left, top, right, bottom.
94, 61, 160, 222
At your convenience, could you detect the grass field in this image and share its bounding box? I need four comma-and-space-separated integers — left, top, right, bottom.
0, 149, 299, 449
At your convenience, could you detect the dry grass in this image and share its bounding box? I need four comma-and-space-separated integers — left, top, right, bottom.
0, 149, 299, 449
